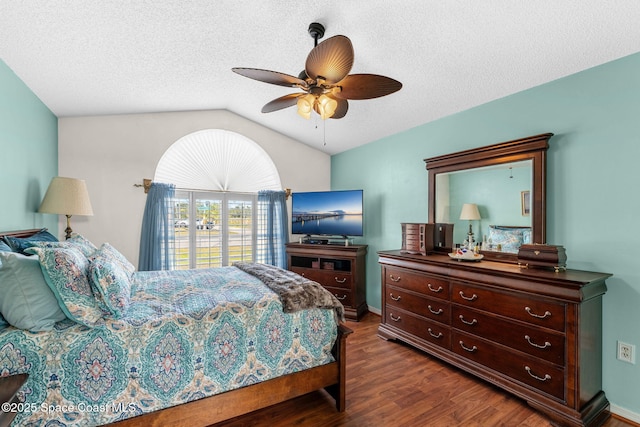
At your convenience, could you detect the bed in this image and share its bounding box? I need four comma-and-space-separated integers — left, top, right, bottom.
0, 229, 351, 427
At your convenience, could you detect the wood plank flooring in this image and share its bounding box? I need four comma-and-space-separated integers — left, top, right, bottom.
213, 312, 636, 427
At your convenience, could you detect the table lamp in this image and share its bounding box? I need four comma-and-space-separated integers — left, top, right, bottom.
459, 203, 481, 248
39, 177, 94, 239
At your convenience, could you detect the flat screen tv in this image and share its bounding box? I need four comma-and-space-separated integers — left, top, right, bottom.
291, 190, 363, 237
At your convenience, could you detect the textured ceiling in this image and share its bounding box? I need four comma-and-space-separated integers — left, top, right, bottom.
2, 1, 640, 154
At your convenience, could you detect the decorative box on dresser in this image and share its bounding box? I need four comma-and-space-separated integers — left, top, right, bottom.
286, 243, 368, 321
377, 250, 611, 427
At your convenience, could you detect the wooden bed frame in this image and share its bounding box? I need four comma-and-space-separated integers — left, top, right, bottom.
1, 229, 353, 427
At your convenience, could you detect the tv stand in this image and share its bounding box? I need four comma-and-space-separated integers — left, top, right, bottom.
286, 243, 368, 321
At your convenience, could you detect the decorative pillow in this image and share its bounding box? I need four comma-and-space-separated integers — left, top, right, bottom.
88, 252, 132, 318
487, 226, 530, 253
3, 228, 58, 254
29, 233, 98, 257
96, 243, 136, 277
25, 246, 103, 328
0, 252, 67, 331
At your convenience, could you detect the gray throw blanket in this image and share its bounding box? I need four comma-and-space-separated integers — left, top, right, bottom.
233, 262, 345, 322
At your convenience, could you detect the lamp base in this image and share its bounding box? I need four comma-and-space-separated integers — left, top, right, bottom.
65, 214, 73, 240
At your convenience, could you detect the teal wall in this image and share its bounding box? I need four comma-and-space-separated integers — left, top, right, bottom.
0, 60, 57, 231
332, 52, 640, 415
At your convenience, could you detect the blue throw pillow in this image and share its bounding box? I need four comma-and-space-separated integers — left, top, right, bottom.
4, 229, 58, 254
0, 240, 12, 252
29, 233, 98, 258
0, 252, 67, 331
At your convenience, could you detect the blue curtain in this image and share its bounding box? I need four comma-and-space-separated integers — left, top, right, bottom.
256, 190, 289, 268
138, 182, 175, 271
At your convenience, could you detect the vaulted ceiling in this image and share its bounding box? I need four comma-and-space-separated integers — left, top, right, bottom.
2, 1, 640, 154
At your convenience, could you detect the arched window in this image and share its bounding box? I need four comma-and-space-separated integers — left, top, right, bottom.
154, 129, 282, 269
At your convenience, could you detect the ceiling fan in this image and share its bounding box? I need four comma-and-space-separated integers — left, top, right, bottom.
232, 22, 402, 120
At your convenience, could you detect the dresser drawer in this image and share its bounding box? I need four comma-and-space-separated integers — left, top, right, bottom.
451, 283, 565, 331
325, 286, 352, 306
384, 267, 449, 300
452, 331, 565, 400
385, 306, 450, 348
452, 306, 565, 365
387, 285, 450, 325
293, 268, 353, 289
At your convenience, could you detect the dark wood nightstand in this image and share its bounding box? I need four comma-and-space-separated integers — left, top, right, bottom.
0, 374, 28, 427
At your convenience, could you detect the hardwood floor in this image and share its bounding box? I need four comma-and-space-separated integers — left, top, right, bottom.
213, 312, 636, 427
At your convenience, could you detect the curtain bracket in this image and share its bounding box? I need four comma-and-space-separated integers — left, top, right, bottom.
134, 179, 153, 194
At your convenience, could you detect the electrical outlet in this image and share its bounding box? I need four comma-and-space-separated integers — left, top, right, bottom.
617, 341, 636, 364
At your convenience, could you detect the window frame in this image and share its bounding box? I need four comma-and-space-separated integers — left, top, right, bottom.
174, 189, 257, 269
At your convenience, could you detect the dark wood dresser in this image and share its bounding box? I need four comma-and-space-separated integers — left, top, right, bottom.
286, 243, 368, 321
377, 250, 610, 427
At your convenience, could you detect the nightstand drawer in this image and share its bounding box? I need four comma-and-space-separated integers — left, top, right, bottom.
384, 267, 449, 300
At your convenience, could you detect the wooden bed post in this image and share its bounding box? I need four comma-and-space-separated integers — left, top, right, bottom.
326, 323, 353, 411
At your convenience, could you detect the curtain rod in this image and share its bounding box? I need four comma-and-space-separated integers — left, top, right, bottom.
134, 179, 291, 199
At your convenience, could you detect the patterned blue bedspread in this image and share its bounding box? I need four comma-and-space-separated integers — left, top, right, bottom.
0, 267, 338, 426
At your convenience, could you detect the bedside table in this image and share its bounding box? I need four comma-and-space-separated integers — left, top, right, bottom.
0, 374, 28, 427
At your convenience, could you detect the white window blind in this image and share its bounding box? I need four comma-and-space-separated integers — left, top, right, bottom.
154, 129, 281, 270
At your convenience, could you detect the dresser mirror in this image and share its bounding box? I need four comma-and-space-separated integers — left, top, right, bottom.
424, 133, 552, 262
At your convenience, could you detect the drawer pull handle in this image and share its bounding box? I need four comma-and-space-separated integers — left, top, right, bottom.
428, 328, 443, 339
525, 307, 552, 319
428, 305, 443, 315
525, 335, 551, 349
334, 294, 347, 301
390, 293, 401, 301
525, 366, 551, 382
389, 313, 401, 322
458, 315, 477, 325
428, 284, 443, 293
459, 341, 477, 352
389, 274, 401, 282
459, 291, 478, 301
334, 277, 347, 284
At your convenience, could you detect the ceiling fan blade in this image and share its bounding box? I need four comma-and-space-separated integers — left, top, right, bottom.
330, 98, 348, 119
232, 68, 307, 88
305, 35, 354, 84
261, 93, 304, 113
334, 74, 403, 100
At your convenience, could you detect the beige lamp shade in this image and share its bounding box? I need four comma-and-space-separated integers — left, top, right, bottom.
39, 177, 93, 239
39, 177, 94, 216
459, 203, 481, 221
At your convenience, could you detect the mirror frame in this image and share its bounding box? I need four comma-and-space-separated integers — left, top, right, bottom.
424, 133, 552, 262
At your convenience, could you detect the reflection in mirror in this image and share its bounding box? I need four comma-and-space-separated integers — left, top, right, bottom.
425, 133, 552, 263
435, 160, 532, 252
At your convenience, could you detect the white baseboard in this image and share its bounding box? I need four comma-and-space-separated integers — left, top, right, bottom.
367, 305, 381, 316
611, 404, 640, 424
364, 307, 638, 424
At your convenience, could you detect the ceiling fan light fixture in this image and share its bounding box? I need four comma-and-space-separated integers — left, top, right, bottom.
297, 93, 315, 119
316, 94, 337, 119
